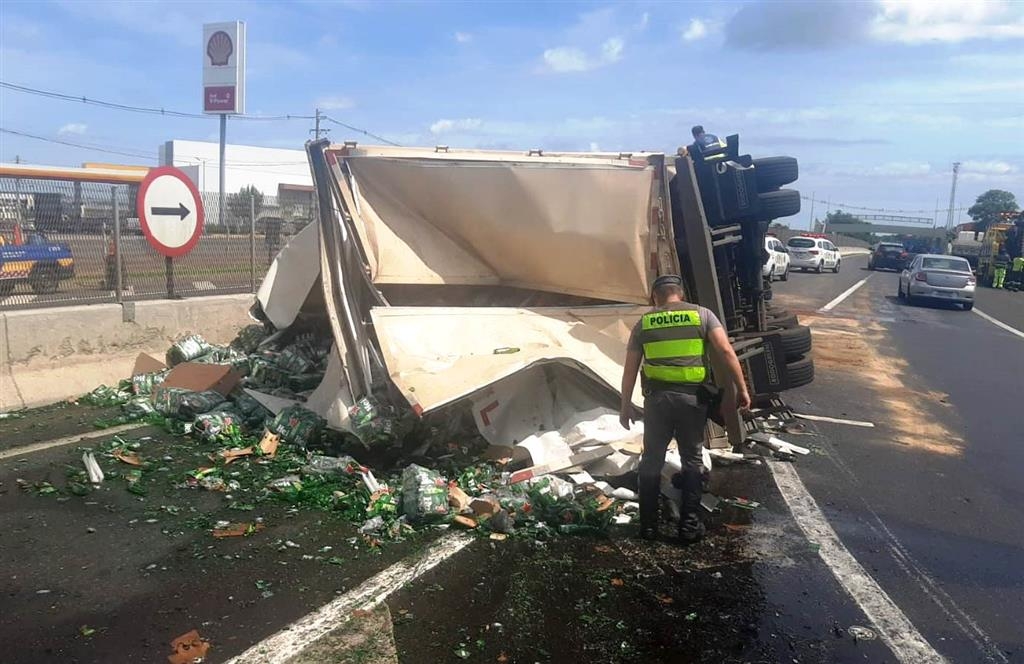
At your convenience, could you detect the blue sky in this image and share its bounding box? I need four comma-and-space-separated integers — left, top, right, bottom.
1, 0, 1022, 227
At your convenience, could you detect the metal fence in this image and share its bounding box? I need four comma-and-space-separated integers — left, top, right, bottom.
0, 176, 315, 310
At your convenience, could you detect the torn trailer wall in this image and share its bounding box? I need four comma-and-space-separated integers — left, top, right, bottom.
254, 142, 683, 451
327, 145, 679, 304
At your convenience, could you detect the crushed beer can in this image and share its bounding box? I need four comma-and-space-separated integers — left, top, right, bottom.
165, 335, 212, 366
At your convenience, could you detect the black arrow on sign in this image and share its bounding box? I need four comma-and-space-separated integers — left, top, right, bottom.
150, 203, 190, 220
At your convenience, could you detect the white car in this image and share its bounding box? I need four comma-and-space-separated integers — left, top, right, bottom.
786, 236, 841, 273
763, 235, 791, 281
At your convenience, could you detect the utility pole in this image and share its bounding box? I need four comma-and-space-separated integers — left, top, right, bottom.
808, 192, 815, 231
14, 155, 21, 164
945, 162, 961, 231
311, 108, 330, 141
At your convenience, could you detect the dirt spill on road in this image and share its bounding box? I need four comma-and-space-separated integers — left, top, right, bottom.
801, 312, 963, 456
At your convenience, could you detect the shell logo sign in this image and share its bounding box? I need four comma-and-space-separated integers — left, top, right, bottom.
202, 22, 245, 114
206, 30, 233, 66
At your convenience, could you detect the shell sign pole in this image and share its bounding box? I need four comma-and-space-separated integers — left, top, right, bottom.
202, 21, 246, 234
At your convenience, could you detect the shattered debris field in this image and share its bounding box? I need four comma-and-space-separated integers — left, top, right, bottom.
1, 401, 894, 664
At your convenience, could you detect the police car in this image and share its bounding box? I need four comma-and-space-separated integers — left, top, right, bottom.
785, 235, 841, 273
763, 234, 791, 281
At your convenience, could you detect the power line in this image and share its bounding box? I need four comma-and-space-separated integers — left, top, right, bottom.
323, 114, 401, 146
801, 194, 968, 216
0, 81, 314, 122
1, 127, 158, 161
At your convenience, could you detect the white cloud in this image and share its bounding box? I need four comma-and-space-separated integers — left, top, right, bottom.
543, 47, 590, 73
589, 142, 601, 152
961, 160, 1018, 175
58, 123, 87, 135
682, 18, 709, 42
872, 0, 1024, 43
636, 12, 650, 31
454, 31, 473, 43
542, 37, 624, 73
601, 37, 624, 62
317, 96, 355, 110
430, 118, 483, 135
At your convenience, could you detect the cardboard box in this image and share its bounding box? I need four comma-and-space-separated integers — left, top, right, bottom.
132, 353, 167, 376
162, 363, 241, 396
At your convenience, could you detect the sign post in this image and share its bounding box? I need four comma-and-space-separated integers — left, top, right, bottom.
202, 21, 246, 229
137, 166, 205, 298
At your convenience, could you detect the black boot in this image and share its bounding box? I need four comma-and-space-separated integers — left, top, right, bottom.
638, 473, 661, 541
677, 467, 706, 545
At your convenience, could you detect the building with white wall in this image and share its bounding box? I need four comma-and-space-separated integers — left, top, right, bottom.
158, 140, 312, 194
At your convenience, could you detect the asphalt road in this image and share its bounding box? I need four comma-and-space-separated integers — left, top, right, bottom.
773, 254, 1024, 663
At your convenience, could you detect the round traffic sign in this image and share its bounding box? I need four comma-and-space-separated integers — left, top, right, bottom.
137, 166, 205, 258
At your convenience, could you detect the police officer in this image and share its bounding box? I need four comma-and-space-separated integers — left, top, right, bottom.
619, 275, 751, 543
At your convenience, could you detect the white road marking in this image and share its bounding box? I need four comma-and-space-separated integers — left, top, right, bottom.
819, 275, 872, 313
0, 422, 147, 460
768, 461, 947, 664
973, 308, 1024, 340
794, 413, 875, 428
814, 445, 1010, 664
224, 533, 474, 664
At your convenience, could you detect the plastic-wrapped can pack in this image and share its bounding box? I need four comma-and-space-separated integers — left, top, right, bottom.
276, 346, 314, 375
401, 464, 450, 521
193, 409, 243, 441
232, 324, 268, 353
152, 386, 193, 417
178, 390, 227, 418
131, 370, 167, 396
166, 335, 211, 366
267, 405, 325, 448
122, 396, 156, 417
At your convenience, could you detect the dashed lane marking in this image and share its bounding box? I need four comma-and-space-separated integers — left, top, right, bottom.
818, 275, 872, 313
768, 461, 948, 664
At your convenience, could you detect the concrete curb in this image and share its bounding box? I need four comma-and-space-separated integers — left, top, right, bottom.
839, 247, 871, 257
1, 294, 255, 412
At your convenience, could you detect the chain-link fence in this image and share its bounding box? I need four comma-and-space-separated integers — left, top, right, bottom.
0, 176, 315, 310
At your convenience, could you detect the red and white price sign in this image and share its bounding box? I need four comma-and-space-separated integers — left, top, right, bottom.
137, 166, 205, 258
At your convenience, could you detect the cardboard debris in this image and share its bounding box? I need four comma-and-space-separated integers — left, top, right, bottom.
167, 630, 209, 664
162, 363, 241, 396
259, 430, 280, 457
113, 450, 143, 466
132, 353, 167, 376
448, 485, 470, 512
453, 515, 478, 529
218, 447, 254, 465
212, 522, 265, 538
470, 495, 501, 517
509, 446, 615, 484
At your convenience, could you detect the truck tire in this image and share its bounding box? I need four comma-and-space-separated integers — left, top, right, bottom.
753, 156, 798, 192
29, 264, 60, 294
771, 324, 812, 360
786, 356, 814, 389
754, 189, 801, 222
767, 312, 799, 329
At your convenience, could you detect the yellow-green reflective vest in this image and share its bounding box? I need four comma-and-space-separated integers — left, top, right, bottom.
638, 308, 707, 384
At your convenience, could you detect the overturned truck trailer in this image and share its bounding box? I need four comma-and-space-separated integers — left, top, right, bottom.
255, 140, 805, 451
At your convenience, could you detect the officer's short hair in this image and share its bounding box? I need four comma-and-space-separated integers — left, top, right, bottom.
691, 125, 704, 138
652, 282, 684, 304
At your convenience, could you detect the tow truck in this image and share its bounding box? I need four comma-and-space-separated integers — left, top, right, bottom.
0, 222, 75, 296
